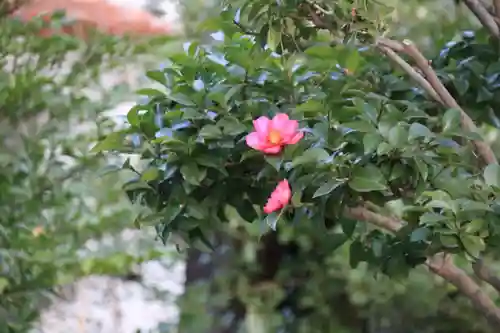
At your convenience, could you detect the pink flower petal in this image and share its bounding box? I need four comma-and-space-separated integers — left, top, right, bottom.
275, 180, 291, 204
253, 116, 271, 138
271, 113, 290, 131
263, 200, 281, 214
285, 131, 304, 145
245, 132, 266, 150
263, 180, 291, 214
262, 145, 282, 154
272, 115, 299, 140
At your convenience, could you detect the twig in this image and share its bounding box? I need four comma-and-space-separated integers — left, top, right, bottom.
462, 0, 500, 38
343, 205, 500, 327
473, 258, 500, 293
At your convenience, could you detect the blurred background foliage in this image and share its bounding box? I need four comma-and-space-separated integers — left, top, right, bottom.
0, 3, 180, 331
2, 0, 500, 332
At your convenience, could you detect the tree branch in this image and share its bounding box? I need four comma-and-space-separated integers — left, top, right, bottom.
343, 205, 500, 328
462, 0, 500, 38
494, 0, 500, 19
473, 258, 500, 293
376, 44, 443, 103
375, 37, 498, 166
428, 254, 500, 328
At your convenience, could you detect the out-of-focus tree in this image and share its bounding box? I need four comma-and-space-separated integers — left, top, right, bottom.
0, 2, 182, 331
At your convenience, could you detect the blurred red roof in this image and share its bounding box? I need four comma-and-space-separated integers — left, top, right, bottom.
12, 0, 172, 37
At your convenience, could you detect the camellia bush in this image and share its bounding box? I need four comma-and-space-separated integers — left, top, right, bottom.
95, 0, 500, 331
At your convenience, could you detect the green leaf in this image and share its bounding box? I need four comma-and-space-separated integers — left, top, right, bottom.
186, 199, 209, 220
453, 79, 469, 96
387, 125, 408, 147
442, 108, 461, 132
305, 45, 337, 58
352, 98, 377, 123
141, 167, 160, 182
291, 148, 329, 167
313, 179, 345, 198
146, 69, 167, 85
135, 88, 166, 97
465, 219, 485, 234
330, 233, 349, 251
457, 199, 492, 212
267, 26, 281, 52
484, 164, 500, 187
90, 132, 125, 153
135, 211, 165, 227
413, 158, 429, 180
218, 116, 246, 136
0, 277, 9, 294
410, 227, 429, 242
408, 123, 433, 141
180, 162, 206, 185
163, 202, 185, 225
420, 190, 454, 211
460, 234, 485, 258
348, 164, 388, 192
345, 49, 361, 72
127, 105, 142, 126
293, 100, 324, 116
419, 212, 448, 225
363, 133, 382, 153
224, 84, 244, 105
349, 240, 366, 268
264, 155, 282, 171
343, 121, 375, 133
265, 212, 280, 230
191, 228, 215, 252
199, 125, 223, 139
440, 234, 459, 248
341, 218, 357, 237
168, 93, 196, 106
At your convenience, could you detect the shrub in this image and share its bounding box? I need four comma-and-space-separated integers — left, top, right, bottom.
98, 0, 500, 331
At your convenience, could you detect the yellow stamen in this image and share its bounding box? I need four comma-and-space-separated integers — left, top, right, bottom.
268, 129, 281, 144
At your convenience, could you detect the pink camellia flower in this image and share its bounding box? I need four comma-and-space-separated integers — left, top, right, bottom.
263, 179, 292, 214
246, 113, 303, 154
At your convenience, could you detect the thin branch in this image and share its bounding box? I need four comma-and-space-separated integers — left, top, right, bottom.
376, 43, 443, 103
344, 205, 401, 232
473, 258, 500, 293
375, 37, 498, 166
344, 205, 500, 328
481, 0, 500, 24
462, 0, 500, 38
